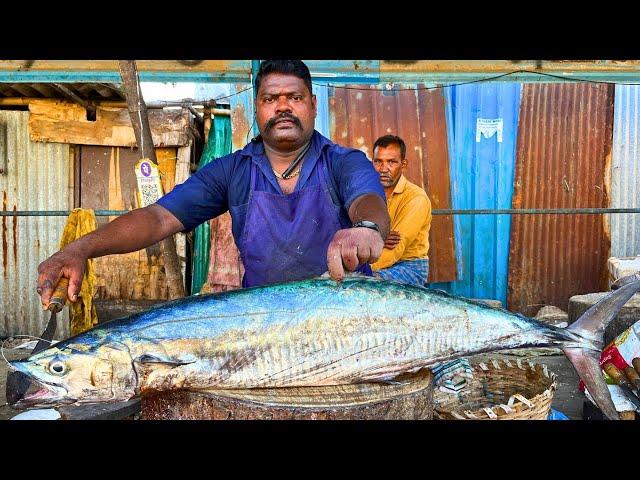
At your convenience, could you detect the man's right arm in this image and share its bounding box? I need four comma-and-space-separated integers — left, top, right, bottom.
37, 204, 184, 307
37, 153, 233, 307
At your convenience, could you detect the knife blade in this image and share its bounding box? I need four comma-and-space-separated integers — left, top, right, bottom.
33, 277, 69, 354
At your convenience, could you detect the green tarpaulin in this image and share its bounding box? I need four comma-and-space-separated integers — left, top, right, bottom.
190, 114, 232, 294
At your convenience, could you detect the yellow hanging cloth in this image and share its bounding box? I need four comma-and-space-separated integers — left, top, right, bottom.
58, 208, 99, 335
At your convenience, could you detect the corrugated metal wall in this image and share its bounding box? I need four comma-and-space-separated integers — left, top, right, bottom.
611, 85, 640, 257
433, 83, 521, 305
329, 84, 457, 282
0, 111, 70, 338
508, 83, 614, 316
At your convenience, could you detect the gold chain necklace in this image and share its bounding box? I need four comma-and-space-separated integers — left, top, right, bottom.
272, 141, 311, 180
273, 166, 302, 180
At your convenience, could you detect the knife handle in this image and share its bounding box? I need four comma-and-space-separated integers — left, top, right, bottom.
49, 277, 69, 314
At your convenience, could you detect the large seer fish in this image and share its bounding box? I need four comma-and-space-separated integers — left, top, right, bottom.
7, 275, 640, 419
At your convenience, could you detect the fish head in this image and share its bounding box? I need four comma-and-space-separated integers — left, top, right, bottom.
6, 341, 136, 408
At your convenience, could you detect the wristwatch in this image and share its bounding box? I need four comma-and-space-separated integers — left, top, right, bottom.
352, 220, 381, 234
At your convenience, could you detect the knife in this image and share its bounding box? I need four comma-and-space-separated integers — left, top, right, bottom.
33, 277, 69, 354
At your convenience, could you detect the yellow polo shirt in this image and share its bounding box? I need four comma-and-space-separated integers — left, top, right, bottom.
371, 175, 432, 270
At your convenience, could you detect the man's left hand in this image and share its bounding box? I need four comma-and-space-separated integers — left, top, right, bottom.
384, 230, 401, 249
327, 227, 384, 281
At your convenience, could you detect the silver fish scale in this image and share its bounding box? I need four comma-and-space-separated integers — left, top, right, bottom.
208, 281, 540, 387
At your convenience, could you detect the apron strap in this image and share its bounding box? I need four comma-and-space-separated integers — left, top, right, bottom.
248, 157, 258, 193
317, 155, 341, 207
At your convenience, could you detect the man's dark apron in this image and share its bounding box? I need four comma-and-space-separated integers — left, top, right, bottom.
230, 156, 371, 288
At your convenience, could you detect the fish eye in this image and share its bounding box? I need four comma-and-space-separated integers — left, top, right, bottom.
48, 360, 67, 376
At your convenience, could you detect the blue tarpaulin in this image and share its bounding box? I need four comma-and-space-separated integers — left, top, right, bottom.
430, 83, 521, 305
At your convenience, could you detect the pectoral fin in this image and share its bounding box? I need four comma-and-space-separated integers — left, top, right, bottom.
134, 353, 195, 367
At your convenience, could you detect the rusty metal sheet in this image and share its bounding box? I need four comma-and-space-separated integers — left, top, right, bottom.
507, 83, 614, 316
0, 110, 71, 338
417, 89, 457, 282
230, 84, 254, 151
397, 89, 424, 187
329, 85, 457, 282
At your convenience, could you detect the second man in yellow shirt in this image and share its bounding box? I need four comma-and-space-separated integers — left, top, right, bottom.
370, 135, 432, 286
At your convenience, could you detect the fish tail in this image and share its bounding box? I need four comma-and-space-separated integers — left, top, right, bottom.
563, 275, 640, 420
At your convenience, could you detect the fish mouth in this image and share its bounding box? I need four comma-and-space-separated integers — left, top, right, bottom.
6, 370, 74, 408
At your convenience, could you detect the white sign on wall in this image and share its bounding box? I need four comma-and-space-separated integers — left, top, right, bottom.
135, 158, 164, 208
476, 118, 504, 143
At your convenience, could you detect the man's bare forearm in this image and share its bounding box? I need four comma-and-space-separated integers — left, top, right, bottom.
348, 193, 390, 240
65, 204, 185, 258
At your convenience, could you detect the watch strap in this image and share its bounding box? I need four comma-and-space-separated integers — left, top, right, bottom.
352, 220, 381, 233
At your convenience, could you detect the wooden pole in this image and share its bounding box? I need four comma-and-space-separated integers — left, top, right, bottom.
118, 60, 185, 299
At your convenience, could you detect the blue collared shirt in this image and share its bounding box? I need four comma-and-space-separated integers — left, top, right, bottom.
156, 131, 385, 241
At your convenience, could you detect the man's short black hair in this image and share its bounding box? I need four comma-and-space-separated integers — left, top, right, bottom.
373, 135, 406, 159
254, 60, 313, 95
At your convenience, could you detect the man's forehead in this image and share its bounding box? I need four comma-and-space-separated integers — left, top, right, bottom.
374, 144, 403, 159
258, 73, 310, 94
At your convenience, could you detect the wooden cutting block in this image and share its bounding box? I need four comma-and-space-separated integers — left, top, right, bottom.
140, 368, 434, 420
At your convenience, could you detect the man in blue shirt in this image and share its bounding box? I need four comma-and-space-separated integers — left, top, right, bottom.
37, 60, 390, 303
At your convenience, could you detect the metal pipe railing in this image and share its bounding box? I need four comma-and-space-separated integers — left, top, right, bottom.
2, 208, 640, 217
432, 208, 640, 215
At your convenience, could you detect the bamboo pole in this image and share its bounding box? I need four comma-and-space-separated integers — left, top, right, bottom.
118, 60, 185, 299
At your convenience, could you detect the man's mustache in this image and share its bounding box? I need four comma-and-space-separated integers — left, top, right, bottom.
265, 113, 302, 131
